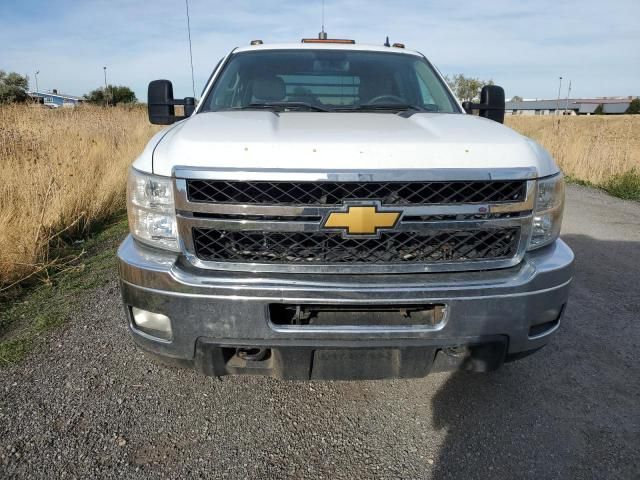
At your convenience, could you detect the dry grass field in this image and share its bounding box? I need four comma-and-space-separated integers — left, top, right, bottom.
506, 115, 640, 187
0, 105, 159, 289
0, 106, 638, 289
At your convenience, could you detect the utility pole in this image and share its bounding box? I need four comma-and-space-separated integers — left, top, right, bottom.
556, 76, 563, 115
103, 66, 109, 107
565, 80, 572, 115
34, 70, 40, 94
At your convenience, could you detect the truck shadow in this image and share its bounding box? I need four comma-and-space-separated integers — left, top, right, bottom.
428, 234, 640, 479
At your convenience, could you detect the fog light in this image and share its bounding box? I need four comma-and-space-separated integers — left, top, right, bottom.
528, 304, 564, 338
131, 307, 173, 341
532, 306, 563, 326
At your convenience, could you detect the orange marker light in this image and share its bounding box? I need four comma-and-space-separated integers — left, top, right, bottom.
301, 38, 355, 44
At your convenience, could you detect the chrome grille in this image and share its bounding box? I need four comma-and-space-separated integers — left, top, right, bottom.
175, 169, 536, 274
187, 179, 526, 205
193, 228, 520, 264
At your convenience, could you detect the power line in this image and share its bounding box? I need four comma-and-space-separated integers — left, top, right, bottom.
185, 0, 196, 98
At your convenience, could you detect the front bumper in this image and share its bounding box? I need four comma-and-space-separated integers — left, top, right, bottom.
117, 235, 574, 379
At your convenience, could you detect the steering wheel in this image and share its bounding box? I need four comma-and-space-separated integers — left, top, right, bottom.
364, 94, 406, 105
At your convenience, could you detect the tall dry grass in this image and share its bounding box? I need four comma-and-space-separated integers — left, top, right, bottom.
0, 104, 159, 289
506, 115, 640, 185
1, 107, 638, 289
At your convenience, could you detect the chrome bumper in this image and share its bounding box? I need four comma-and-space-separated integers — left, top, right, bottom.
117, 235, 574, 378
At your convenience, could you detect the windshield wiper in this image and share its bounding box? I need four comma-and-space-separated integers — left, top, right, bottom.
335, 103, 427, 113
239, 102, 330, 112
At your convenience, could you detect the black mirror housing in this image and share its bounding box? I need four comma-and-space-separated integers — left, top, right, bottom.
462, 85, 505, 124
184, 97, 196, 117
479, 85, 505, 124
148, 80, 175, 125
148, 79, 196, 125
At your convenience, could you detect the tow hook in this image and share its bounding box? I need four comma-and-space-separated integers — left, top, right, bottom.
443, 345, 469, 358
236, 347, 268, 362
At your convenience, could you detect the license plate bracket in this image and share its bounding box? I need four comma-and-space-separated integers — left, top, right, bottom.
311, 347, 436, 380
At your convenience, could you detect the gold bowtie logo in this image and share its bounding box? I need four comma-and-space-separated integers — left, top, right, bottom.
324, 205, 401, 236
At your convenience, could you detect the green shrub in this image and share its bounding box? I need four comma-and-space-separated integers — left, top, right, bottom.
603, 170, 640, 200
625, 98, 640, 115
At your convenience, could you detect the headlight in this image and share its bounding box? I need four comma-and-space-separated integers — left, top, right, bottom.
127, 168, 179, 251
528, 173, 565, 250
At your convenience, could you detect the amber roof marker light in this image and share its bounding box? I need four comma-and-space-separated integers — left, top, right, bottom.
301, 38, 356, 44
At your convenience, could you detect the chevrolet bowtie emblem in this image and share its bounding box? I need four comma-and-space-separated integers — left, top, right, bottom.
324, 204, 401, 236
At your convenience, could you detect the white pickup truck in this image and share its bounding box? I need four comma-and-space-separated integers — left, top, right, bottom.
118, 37, 573, 380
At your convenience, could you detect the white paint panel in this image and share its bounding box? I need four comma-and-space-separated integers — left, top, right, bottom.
138, 111, 558, 178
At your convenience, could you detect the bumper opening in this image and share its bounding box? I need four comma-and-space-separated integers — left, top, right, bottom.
269, 303, 446, 327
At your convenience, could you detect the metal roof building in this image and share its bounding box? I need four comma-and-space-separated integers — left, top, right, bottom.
505, 97, 636, 115
28, 90, 83, 108
601, 102, 630, 114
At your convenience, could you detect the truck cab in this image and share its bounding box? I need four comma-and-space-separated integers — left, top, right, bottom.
118, 38, 573, 380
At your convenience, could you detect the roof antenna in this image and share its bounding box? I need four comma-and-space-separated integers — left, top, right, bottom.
185, 0, 196, 98
384, 36, 390, 47
319, 0, 327, 39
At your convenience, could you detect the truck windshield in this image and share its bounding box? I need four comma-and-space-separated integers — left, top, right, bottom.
199, 49, 460, 113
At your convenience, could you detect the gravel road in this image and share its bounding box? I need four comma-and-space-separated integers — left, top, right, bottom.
1, 184, 639, 479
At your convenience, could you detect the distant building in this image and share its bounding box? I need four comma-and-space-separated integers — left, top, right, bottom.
28, 89, 83, 108
505, 97, 637, 116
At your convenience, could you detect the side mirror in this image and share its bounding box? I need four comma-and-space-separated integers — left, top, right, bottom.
148, 79, 196, 125
462, 85, 505, 124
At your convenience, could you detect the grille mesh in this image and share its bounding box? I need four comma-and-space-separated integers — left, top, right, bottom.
193, 228, 520, 264
187, 180, 526, 205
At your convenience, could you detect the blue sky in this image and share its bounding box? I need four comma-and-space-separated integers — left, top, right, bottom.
1, 0, 638, 101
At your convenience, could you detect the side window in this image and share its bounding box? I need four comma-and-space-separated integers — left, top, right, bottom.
205, 61, 243, 109
412, 60, 458, 112
416, 74, 436, 105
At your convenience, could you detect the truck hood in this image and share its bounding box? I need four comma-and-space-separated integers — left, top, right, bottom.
140, 111, 558, 178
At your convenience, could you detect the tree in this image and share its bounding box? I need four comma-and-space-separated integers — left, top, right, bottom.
0, 70, 29, 104
510, 95, 523, 102
593, 104, 604, 115
444, 74, 494, 102
84, 88, 106, 105
625, 98, 640, 114
84, 84, 137, 106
